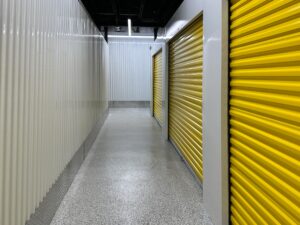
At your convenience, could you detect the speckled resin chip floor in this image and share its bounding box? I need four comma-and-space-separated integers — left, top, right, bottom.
50, 108, 213, 225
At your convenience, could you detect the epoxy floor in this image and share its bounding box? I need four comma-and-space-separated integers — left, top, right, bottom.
50, 108, 213, 225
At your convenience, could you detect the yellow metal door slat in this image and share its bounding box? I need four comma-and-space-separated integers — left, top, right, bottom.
168, 15, 203, 181
153, 50, 163, 125
230, 1, 300, 224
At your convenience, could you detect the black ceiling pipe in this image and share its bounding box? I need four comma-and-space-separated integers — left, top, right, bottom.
154, 27, 159, 41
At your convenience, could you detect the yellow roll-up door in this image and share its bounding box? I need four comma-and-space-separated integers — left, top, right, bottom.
168, 15, 203, 181
229, 1, 300, 224
153, 50, 163, 125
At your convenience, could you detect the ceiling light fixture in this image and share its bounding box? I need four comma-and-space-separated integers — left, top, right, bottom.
108, 35, 165, 40
128, 19, 132, 36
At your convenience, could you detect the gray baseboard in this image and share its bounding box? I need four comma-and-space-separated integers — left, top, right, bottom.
26, 109, 109, 225
109, 101, 150, 108
169, 138, 203, 190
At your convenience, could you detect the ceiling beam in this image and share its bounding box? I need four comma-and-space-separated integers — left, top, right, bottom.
94, 20, 158, 27
138, 0, 147, 20
94, 12, 137, 17
111, 0, 120, 25
160, 0, 183, 26
81, 0, 183, 28
155, 0, 167, 24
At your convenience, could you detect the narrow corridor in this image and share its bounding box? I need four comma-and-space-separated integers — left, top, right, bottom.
50, 108, 212, 225
1, 0, 299, 224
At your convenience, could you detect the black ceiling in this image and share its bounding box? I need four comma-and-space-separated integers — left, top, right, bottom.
81, 0, 184, 28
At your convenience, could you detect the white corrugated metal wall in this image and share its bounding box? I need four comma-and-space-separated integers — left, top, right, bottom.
109, 40, 156, 101
0, 0, 109, 224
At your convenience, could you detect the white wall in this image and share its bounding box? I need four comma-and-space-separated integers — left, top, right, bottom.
0, 0, 109, 224
162, 1, 229, 225
109, 39, 160, 101
101, 40, 110, 106
203, 1, 229, 225
165, 0, 204, 40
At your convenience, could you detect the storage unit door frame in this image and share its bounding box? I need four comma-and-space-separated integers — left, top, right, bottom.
229, 1, 300, 224
153, 49, 163, 125
168, 15, 204, 181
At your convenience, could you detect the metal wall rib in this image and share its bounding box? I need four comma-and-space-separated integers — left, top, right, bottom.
153, 50, 163, 125
168, 16, 203, 181
229, 1, 300, 224
109, 41, 152, 101
0, 0, 109, 224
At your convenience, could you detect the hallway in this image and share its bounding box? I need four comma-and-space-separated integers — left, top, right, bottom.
50, 108, 212, 225
1, 0, 299, 224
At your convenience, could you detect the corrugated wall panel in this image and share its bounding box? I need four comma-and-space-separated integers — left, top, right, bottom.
109, 41, 152, 101
153, 50, 163, 125
168, 16, 203, 181
229, 1, 300, 224
0, 0, 109, 224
